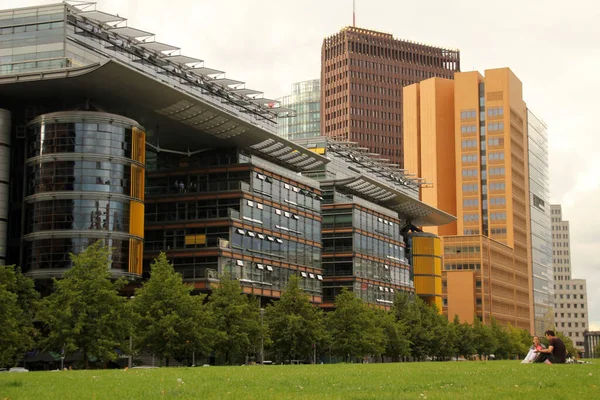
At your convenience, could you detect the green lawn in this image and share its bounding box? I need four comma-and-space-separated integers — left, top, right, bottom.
0, 361, 598, 399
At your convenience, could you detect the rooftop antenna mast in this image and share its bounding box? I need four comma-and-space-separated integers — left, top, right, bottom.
353, 0, 356, 26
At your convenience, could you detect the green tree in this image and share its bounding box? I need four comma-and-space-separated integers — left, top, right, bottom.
507, 324, 530, 359
0, 265, 39, 368
326, 289, 386, 361
377, 310, 410, 362
208, 276, 261, 365
37, 242, 130, 368
472, 317, 497, 359
451, 315, 475, 360
430, 308, 456, 360
130, 253, 214, 366
392, 292, 435, 360
265, 275, 327, 363
490, 318, 512, 359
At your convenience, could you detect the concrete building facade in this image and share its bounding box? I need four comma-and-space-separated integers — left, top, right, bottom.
321, 26, 459, 168
551, 204, 589, 353
403, 68, 534, 332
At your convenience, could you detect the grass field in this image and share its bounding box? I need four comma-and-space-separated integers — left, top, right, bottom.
0, 360, 598, 399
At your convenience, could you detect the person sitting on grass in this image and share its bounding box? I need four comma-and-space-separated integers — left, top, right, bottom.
521, 336, 546, 363
534, 330, 567, 364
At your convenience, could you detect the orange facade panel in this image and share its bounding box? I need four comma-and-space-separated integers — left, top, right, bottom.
447, 270, 476, 323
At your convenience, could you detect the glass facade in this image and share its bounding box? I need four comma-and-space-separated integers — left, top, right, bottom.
144, 150, 323, 301
0, 4, 68, 75
23, 111, 145, 277
277, 79, 320, 140
320, 192, 412, 307
527, 109, 554, 335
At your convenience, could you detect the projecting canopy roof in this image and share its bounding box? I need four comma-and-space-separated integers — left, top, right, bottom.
0, 60, 328, 172
321, 174, 456, 226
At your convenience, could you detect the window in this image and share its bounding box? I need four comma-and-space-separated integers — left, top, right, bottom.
488, 122, 504, 132
461, 139, 478, 149
487, 107, 504, 117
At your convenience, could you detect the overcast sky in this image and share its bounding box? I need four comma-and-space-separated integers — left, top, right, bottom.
9, 0, 600, 330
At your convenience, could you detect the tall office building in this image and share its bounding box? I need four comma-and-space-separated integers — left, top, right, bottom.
551, 204, 589, 353
527, 110, 554, 335
404, 68, 534, 332
277, 79, 320, 141
321, 26, 459, 168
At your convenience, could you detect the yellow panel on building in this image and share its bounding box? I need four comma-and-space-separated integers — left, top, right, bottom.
128, 238, 143, 275
410, 233, 443, 311
185, 234, 206, 246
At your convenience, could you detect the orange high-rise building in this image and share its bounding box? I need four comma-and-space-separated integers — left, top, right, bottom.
403, 68, 533, 332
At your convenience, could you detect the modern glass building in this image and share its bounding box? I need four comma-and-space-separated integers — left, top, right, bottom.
276, 79, 320, 141
0, 2, 452, 305
0, 2, 328, 300
24, 112, 146, 279
527, 109, 554, 335
296, 137, 454, 309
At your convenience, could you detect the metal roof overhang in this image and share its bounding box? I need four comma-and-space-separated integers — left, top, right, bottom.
139, 41, 180, 52
321, 175, 456, 226
78, 10, 126, 23
0, 60, 328, 172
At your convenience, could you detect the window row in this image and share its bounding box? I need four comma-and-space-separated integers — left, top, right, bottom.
489, 197, 506, 205
220, 258, 321, 295
460, 110, 477, 120
463, 214, 479, 222
487, 107, 504, 117
489, 182, 506, 191
322, 232, 407, 264
488, 138, 504, 146
445, 245, 481, 254
489, 152, 505, 161
231, 229, 321, 269
242, 203, 321, 241
444, 263, 481, 270
462, 154, 478, 163
462, 183, 478, 193
463, 198, 479, 207
490, 212, 507, 221
491, 228, 507, 235
253, 173, 321, 211
461, 139, 478, 149
26, 199, 130, 233
462, 168, 478, 177
461, 124, 477, 134
146, 171, 249, 195
24, 237, 130, 271
488, 122, 505, 132
489, 167, 505, 176
554, 303, 586, 309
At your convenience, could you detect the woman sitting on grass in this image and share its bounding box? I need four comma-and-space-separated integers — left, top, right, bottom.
521, 336, 546, 363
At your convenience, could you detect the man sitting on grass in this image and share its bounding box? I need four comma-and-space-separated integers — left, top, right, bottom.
534, 330, 567, 364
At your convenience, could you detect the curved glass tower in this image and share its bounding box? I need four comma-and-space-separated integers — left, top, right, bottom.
23, 111, 145, 278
